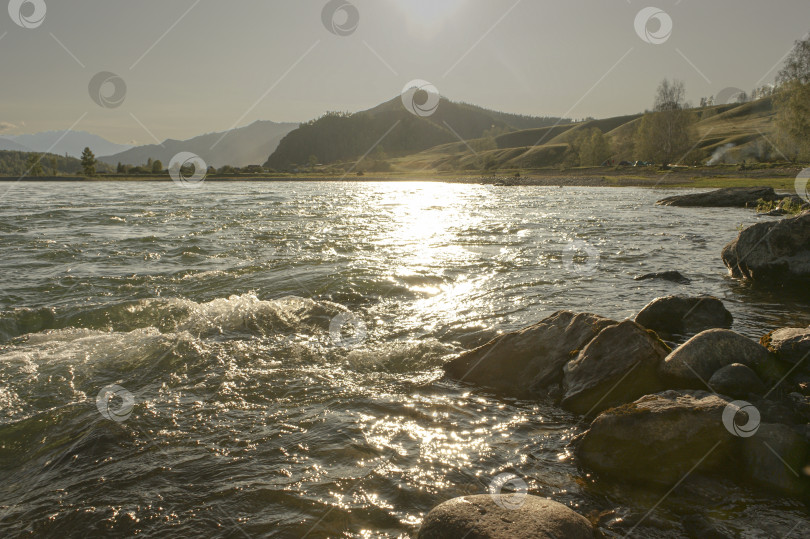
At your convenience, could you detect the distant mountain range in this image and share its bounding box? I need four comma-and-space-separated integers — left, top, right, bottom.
0, 138, 32, 153
265, 96, 572, 169
99, 120, 298, 168
0, 131, 132, 158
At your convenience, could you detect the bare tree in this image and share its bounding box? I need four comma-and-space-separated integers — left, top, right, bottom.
653, 79, 687, 112
635, 79, 698, 166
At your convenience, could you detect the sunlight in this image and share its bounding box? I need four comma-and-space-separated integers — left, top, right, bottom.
381, 182, 467, 266
389, 0, 468, 38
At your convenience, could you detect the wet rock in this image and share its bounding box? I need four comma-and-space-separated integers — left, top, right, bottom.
656, 186, 779, 207
788, 392, 810, 423
742, 423, 809, 497
751, 398, 798, 425
634, 270, 691, 284
561, 320, 669, 415
417, 495, 594, 539
575, 390, 735, 485
762, 327, 810, 371
635, 296, 733, 340
721, 211, 810, 284
443, 311, 616, 395
708, 363, 766, 399
660, 329, 771, 389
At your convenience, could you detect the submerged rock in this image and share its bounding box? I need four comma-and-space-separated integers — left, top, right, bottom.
708, 363, 766, 399
443, 311, 616, 395
575, 390, 735, 485
561, 320, 669, 415
721, 211, 810, 284
656, 186, 779, 207
635, 296, 733, 340
762, 327, 810, 371
660, 329, 771, 389
417, 495, 594, 539
634, 270, 691, 284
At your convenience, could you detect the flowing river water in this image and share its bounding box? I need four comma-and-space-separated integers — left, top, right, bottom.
1, 181, 809, 537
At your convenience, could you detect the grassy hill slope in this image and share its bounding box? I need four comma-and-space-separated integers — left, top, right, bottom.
390, 98, 779, 172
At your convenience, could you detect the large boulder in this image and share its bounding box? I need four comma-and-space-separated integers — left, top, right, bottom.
722, 211, 810, 283
656, 186, 779, 207
561, 320, 669, 415
742, 423, 809, 497
660, 329, 771, 389
576, 390, 735, 485
443, 311, 616, 395
635, 296, 733, 340
762, 327, 810, 370
708, 363, 766, 399
417, 495, 594, 539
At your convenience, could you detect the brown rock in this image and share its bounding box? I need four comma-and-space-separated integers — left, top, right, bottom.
561, 320, 668, 415
576, 390, 735, 485
443, 311, 616, 395
660, 329, 770, 389
656, 186, 779, 207
417, 495, 594, 539
721, 211, 810, 283
635, 295, 733, 340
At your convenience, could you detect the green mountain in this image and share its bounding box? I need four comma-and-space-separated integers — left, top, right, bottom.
264, 96, 571, 170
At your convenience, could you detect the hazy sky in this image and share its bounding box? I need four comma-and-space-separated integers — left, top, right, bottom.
1, 0, 808, 144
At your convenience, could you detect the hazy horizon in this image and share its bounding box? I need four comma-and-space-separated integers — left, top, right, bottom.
1, 0, 808, 145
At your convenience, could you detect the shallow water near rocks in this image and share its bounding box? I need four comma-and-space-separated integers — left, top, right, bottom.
1, 181, 809, 537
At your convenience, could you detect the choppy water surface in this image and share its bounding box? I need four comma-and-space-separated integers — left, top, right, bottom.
1, 181, 809, 538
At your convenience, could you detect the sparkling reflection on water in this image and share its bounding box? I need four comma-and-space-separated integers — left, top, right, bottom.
0, 181, 808, 537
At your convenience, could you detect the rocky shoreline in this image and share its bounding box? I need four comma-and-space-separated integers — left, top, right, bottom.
418, 187, 810, 538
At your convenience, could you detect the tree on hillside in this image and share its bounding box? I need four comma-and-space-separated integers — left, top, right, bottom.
561, 128, 613, 167
25, 153, 43, 176
80, 147, 97, 176
579, 129, 613, 166
152, 160, 163, 173
775, 34, 810, 160
50, 157, 58, 176
635, 79, 698, 166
